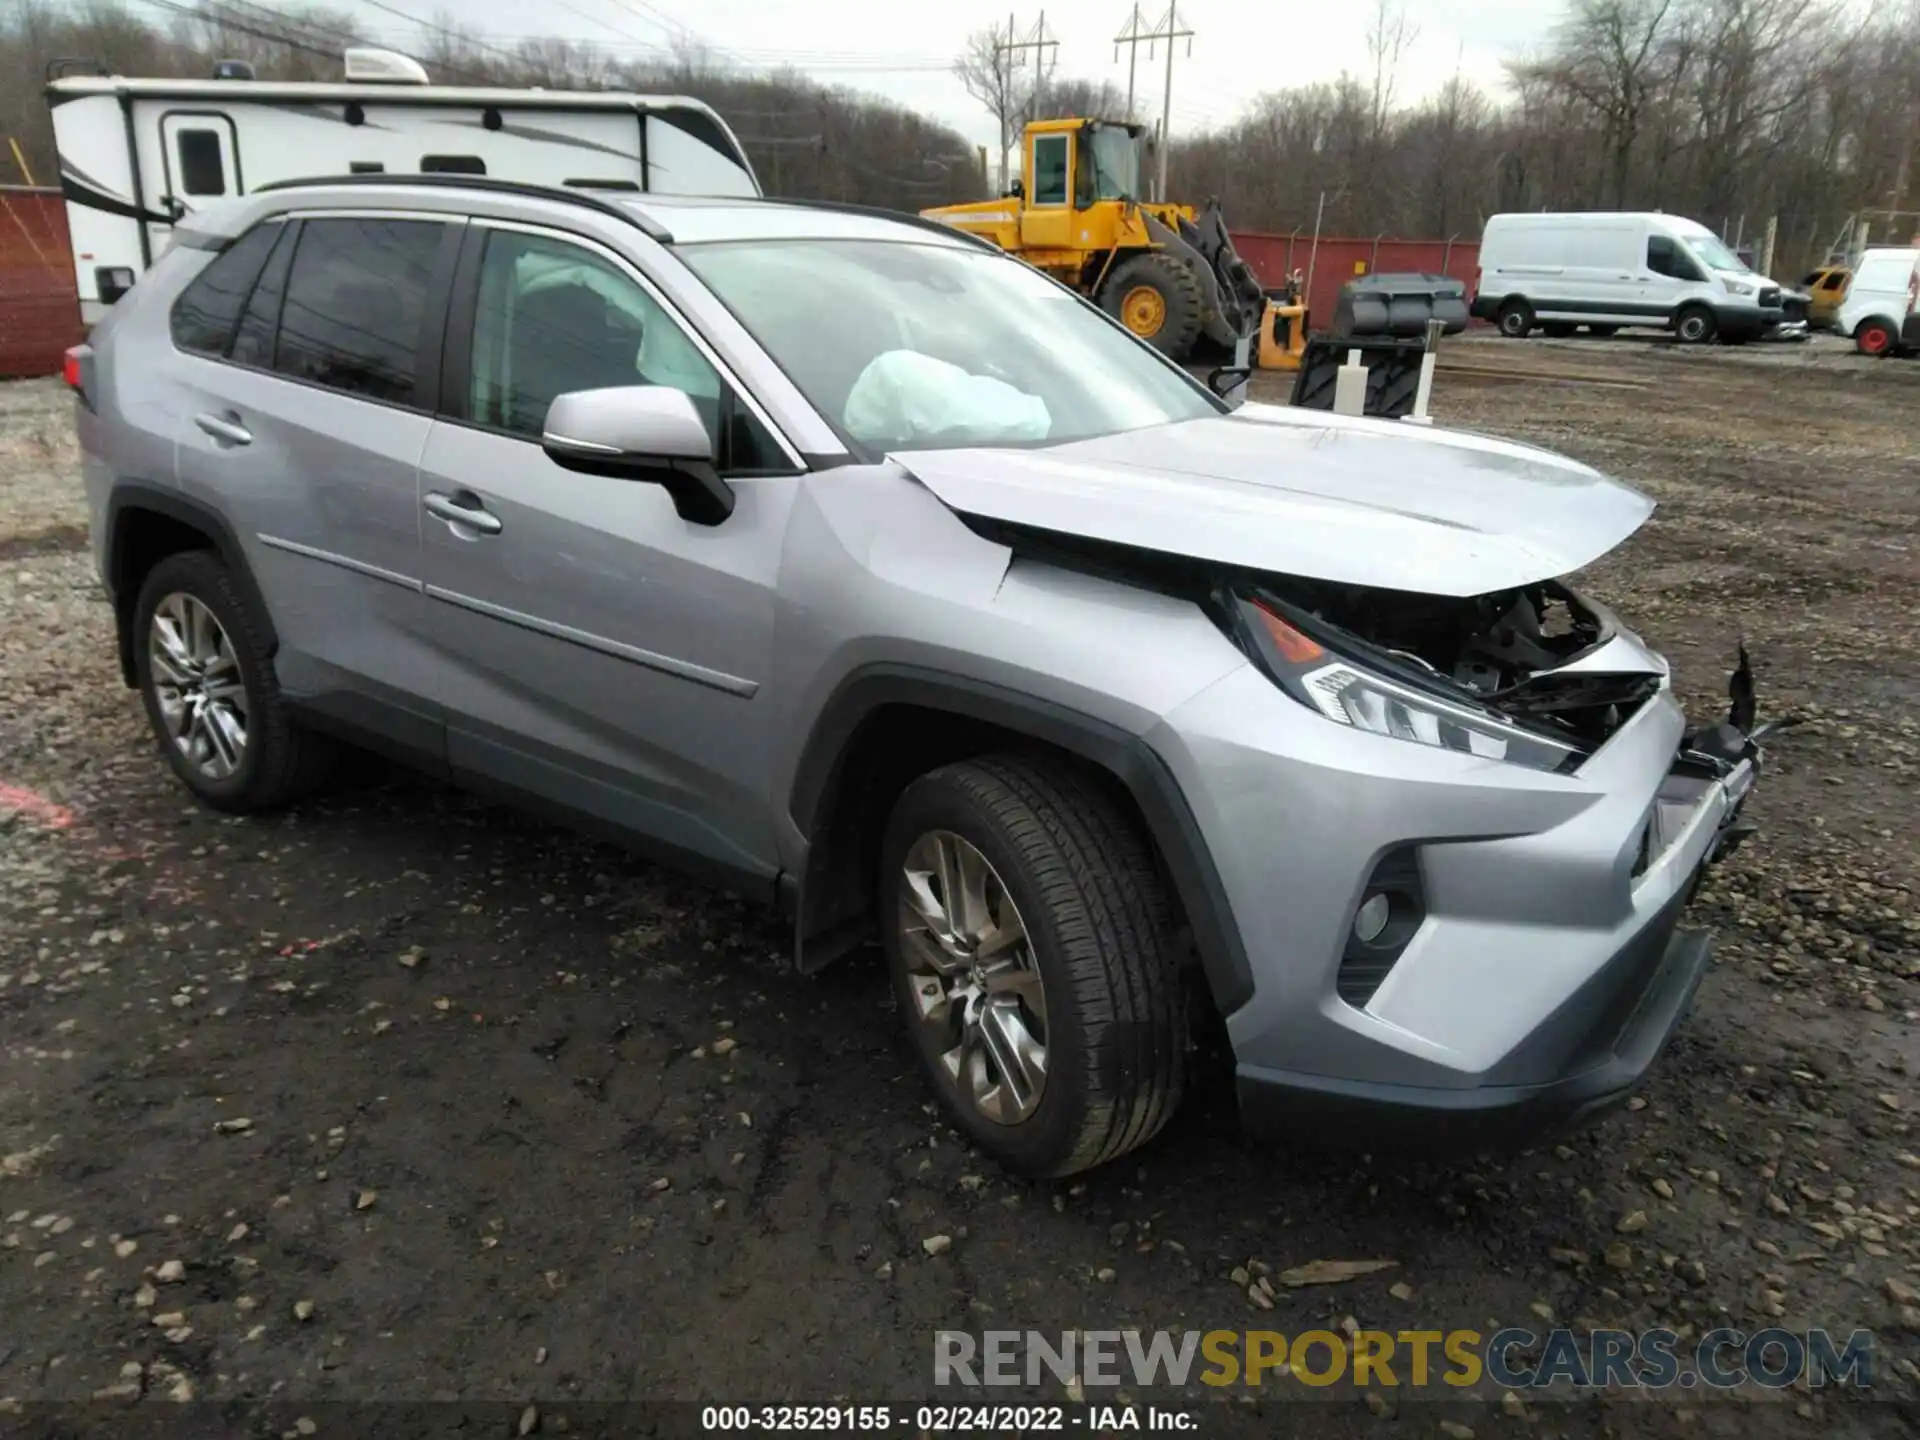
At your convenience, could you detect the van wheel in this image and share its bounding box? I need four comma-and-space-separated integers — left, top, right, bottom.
1675, 305, 1718, 344
1855, 319, 1895, 356
1587, 324, 1619, 337
132, 550, 337, 812
1496, 300, 1534, 338
878, 754, 1185, 1177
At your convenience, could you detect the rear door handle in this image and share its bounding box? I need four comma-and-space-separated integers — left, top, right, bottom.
194, 411, 251, 446
423, 490, 503, 536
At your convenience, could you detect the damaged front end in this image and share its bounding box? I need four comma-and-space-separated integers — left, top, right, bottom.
1224, 576, 1666, 774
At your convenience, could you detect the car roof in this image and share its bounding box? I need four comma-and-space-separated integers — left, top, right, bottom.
216, 175, 983, 252
609, 194, 974, 247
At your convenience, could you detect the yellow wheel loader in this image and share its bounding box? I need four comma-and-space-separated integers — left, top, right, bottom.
922, 117, 1304, 368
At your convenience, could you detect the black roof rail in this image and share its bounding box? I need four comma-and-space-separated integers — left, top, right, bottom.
251, 172, 675, 243
745, 196, 1003, 252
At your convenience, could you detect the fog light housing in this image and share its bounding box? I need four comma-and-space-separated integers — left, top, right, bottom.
1352, 891, 1392, 944
1336, 849, 1426, 1007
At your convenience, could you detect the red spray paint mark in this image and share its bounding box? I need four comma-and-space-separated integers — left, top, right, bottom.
0, 782, 78, 831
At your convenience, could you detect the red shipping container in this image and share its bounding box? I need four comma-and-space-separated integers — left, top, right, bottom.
0, 186, 84, 380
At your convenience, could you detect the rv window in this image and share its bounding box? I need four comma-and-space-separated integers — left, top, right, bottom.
176, 128, 227, 197
460, 229, 785, 472
274, 217, 447, 406
421, 155, 486, 175
565, 179, 640, 191
350, 161, 385, 174
169, 222, 282, 356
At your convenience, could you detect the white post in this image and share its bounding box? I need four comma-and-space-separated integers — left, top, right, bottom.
1333, 350, 1368, 416
1404, 318, 1444, 426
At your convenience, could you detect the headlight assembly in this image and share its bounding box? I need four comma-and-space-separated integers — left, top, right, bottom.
1239, 596, 1582, 772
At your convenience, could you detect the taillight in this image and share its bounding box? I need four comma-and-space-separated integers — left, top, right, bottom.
64, 344, 94, 407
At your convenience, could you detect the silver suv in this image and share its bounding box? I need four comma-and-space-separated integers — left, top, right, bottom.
69, 178, 1768, 1176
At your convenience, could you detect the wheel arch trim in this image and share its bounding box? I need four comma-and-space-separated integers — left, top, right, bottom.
104, 482, 278, 687
787, 663, 1256, 1016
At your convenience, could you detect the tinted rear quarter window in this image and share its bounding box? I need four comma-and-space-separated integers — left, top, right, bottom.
230, 221, 299, 369
169, 222, 282, 355
273, 217, 446, 405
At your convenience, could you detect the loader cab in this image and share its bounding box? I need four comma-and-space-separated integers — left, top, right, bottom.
1020, 119, 1143, 250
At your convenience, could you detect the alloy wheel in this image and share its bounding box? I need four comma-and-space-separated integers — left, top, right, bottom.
148, 591, 249, 781
897, 829, 1049, 1125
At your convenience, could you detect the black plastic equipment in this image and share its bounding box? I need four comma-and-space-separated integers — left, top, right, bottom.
1329, 272, 1469, 339
1288, 335, 1428, 419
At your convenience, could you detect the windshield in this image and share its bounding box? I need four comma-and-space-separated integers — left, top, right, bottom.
1086, 126, 1141, 201
1683, 231, 1746, 273
679, 238, 1218, 453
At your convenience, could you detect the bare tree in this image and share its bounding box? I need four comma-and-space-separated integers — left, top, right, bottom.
954, 24, 1047, 191
1364, 0, 1419, 143
1513, 0, 1675, 206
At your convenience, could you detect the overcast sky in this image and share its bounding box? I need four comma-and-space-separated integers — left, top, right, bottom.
340, 0, 1564, 149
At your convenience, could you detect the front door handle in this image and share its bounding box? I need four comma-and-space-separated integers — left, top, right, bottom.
423, 490, 503, 536
194, 411, 251, 446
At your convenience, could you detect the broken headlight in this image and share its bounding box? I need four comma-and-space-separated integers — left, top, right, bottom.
1237, 595, 1582, 772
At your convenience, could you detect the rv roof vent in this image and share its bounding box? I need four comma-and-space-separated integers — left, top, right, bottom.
212, 58, 255, 81
342, 47, 430, 84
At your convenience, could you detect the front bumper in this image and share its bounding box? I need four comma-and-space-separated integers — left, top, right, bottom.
1153, 646, 1766, 1153
1235, 757, 1754, 1152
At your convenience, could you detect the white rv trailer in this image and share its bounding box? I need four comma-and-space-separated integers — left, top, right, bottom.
46, 48, 763, 323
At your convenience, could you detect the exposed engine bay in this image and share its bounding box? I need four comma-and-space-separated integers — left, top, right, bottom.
1252, 575, 1665, 752
960, 515, 1664, 758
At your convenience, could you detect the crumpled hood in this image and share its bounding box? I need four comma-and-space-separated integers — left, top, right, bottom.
896, 402, 1654, 597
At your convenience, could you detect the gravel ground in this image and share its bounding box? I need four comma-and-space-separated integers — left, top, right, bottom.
0, 340, 1917, 1439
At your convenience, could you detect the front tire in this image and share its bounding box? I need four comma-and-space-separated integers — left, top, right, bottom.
1855, 319, 1896, 356
1675, 305, 1718, 344
1099, 252, 1205, 360
879, 755, 1186, 1177
133, 550, 335, 812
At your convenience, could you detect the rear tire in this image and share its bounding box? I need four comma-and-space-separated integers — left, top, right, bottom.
1496, 299, 1534, 338
1099, 253, 1205, 360
132, 550, 336, 813
878, 754, 1186, 1177
1855, 319, 1896, 356
1675, 305, 1718, 344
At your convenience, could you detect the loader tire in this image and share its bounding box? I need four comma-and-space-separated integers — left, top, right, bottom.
1100, 253, 1205, 360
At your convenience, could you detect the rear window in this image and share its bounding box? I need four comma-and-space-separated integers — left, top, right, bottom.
272, 216, 447, 405
169, 222, 282, 355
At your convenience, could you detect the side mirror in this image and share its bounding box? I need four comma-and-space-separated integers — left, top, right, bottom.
1207, 364, 1252, 403
1008, 178, 1025, 200
541, 386, 733, 526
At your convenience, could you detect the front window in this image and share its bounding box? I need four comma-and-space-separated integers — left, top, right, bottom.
1085, 126, 1140, 201
678, 238, 1218, 453
1682, 230, 1745, 273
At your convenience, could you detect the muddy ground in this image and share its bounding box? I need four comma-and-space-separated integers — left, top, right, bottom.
0, 335, 1916, 1439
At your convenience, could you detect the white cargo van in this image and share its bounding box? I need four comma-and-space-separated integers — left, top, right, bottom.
46, 48, 762, 324
1834, 247, 1920, 356
1472, 212, 1787, 344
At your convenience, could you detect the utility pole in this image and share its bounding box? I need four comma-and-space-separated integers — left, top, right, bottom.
1113, 4, 1145, 120
993, 12, 1059, 191
1113, 4, 1193, 200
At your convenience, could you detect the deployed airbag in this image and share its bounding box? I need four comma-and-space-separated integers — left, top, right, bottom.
843, 350, 1051, 448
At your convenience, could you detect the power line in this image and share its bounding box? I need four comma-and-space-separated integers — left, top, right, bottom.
1114, 4, 1193, 199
